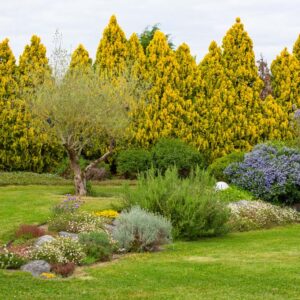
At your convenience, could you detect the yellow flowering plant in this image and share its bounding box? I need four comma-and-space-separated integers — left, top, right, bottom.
94, 210, 119, 219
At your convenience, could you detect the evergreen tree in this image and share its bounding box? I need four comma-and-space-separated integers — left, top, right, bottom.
196, 41, 237, 160
132, 31, 193, 147
139, 24, 174, 52
69, 44, 92, 71
271, 48, 300, 113
18, 35, 51, 96
222, 17, 264, 150
127, 33, 146, 78
175, 43, 201, 101
0, 38, 18, 99
293, 34, 300, 62
94, 15, 128, 76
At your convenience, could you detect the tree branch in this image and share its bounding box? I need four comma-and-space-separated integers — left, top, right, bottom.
85, 138, 115, 172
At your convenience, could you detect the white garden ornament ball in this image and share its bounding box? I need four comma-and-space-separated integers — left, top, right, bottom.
215, 181, 229, 191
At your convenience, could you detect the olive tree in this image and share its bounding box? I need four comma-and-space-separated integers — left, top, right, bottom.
32, 68, 140, 195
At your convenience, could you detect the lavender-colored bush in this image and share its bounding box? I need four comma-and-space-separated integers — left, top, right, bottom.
224, 144, 300, 203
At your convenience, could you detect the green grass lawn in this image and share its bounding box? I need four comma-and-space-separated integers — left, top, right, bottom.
1, 184, 300, 299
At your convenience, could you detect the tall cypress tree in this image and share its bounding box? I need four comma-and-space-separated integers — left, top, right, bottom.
175, 43, 201, 101
222, 17, 264, 150
271, 48, 300, 113
69, 44, 92, 71
18, 35, 51, 96
293, 34, 300, 62
127, 33, 145, 78
196, 41, 237, 160
0, 39, 18, 99
94, 15, 128, 76
131, 31, 193, 146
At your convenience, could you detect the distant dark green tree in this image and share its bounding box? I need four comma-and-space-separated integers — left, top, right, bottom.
139, 24, 174, 52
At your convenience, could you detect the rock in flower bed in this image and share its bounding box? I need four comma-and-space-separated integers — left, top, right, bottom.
228, 200, 300, 232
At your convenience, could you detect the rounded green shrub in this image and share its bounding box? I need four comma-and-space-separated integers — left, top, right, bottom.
123, 167, 230, 240
151, 138, 204, 177
113, 206, 172, 252
117, 149, 151, 178
79, 231, 113, 261
208, 151, 245, 181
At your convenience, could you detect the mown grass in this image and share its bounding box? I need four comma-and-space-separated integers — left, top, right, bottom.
1, 182, 300, 299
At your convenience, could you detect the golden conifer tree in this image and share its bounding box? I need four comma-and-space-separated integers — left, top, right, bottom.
293, 34, 300, 62
195, 41, 237, 160
131, 31, 194, 147
94, 15, 128, 76
0, 38, 18, 99
175, 43, 201, 101
18, 35, 51, 96
69, 44, 92, 71
222, 17, 264, 150
271, 48, 300, 113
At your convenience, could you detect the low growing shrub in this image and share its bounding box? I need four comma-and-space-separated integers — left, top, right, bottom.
218, 186, 253, 203
117, 149, 151, 178
151, 138, 205, 177
51, 262, 75, 277
31, 237, 85, 264
0, 248, 26, 269
79, 231, 113, 261
48, 211, 103, 233
228, 200, 300, 231
123, 167, 229, 240
15, 225, 45, 240
113, 206, 172, 252
208, 152, 245, 181
225, 143, 300, 204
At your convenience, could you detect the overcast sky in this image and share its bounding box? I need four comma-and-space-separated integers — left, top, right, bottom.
1, 0, 299, 64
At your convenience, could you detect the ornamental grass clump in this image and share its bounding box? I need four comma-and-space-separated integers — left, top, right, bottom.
15, 224, 45, 240
225, 143, 300, 204
31, 237, 85, 264
228, 201, 300, 232
112, 206, 172, 252
123, 167, 229, 240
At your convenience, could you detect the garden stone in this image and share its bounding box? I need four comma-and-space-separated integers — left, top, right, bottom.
215, 181, 229, 191
59, 231, 79, 240
21, 260, 51, 277
104, 223, 115, 234
35, 235, 55, 247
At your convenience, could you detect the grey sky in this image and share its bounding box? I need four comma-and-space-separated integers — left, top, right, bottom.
1, 0, 299, 64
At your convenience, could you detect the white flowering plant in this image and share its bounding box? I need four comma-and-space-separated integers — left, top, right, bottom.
48, 211, 104, 233
31, 237, 86, 264
228, 200, 300, 232
0, 247, 26, 269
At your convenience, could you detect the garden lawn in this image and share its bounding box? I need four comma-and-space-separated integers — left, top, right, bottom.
1, 185, 300, 299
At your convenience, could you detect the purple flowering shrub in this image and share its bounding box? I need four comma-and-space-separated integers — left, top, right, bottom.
224, 144, 300, 204
53, 194, 84, 215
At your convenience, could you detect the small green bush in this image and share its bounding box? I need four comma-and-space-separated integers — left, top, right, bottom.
218, 186, 253, 203
0, 249, 26, 269
123, 167, 229, 240
31, 237, 86, 264
113, 206, 172, 252
79, 231, 113, 261
208, 152, 245, 182
151, 138, 204, 177
117, 149, 151, 178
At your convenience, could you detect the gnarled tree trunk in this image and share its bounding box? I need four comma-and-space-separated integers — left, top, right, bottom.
65, 139, 115, 196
